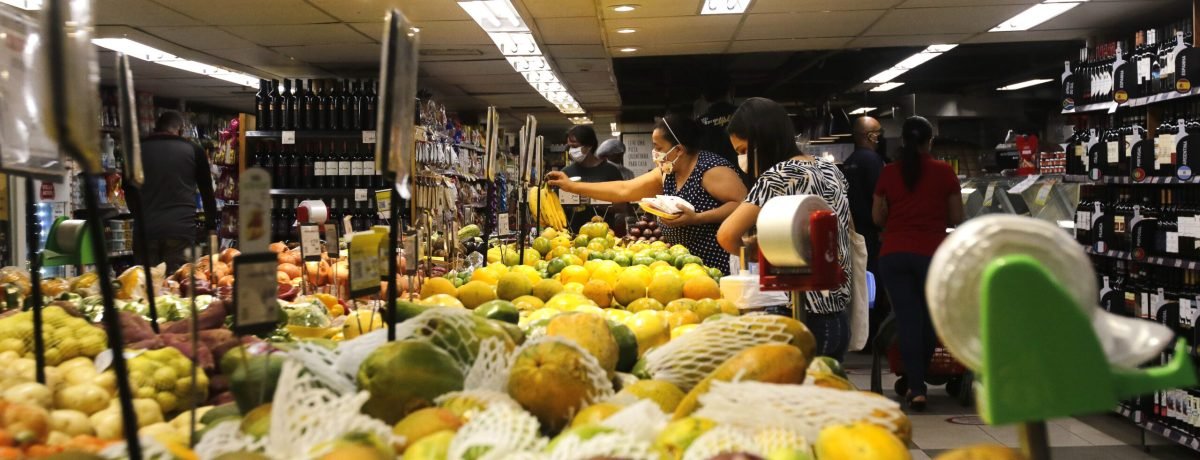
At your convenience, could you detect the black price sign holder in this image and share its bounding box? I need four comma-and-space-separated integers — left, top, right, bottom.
375, 9, 419, 342
232, 252, 283, 336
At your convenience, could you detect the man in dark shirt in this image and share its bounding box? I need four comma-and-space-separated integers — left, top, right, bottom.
134, 111, 216, 273
562, 125, 623, 233
844, 115, 886, 347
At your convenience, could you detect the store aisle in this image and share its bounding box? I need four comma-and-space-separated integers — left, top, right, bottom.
842, 354, 1197, 459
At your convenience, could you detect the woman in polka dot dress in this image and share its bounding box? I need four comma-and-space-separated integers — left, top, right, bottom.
547, 114, 747, 275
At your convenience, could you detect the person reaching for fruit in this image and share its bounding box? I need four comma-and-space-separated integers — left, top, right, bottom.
547, 113, 747, 275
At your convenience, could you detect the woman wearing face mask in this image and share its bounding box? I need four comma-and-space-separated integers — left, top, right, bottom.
547, 114, 747, 274
715, 97, 854, 361
561, 125, 627, 232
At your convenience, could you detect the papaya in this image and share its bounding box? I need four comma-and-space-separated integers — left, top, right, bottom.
753, 316, 816, 362
230, 354, 285, 414
933, 444, 1024, 460
395, 300, 432, 323
358, 340, 464, 425
497, 321, 526, 345
474, 300, 519, 324
814, 422, 909, 460
673, 343, 808, 418
200, 403, 240, 425
427, 314, 515, 365
607, 321, 639, 373
546, 312, 619, 377
508, 340, 605, 434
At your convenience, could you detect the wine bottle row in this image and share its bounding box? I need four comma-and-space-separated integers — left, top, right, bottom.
271, 197, 383, 243
1064, 18, 1193, 106
1064, 100, 1200, 181
250, 141, 385, 190
1076, 185, 1200, 261
255, 78, 378, 132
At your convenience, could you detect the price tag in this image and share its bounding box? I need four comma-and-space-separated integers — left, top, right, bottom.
373, 226, 390, 280
355, 189, 368, 202
1106, 142, 1119, 164
1166, 232, 1179, 253
282, 131, 296, 145
404, 235, 418, 273
498, 213, 510, 235
559, 190, 580, 205
324, 223, 340, 258
1008, 175, 1040, 194
591, 198, 612, 205
362, 130, 377, 144
238, 168, 272, 254
348, 231, 383, 298
232, 252, 282, 335
343, 215, 354, 235
1034, 183, 1054, 206
300, 224, 321, 261
983, 184, 995, 206
375, 189, 391, 219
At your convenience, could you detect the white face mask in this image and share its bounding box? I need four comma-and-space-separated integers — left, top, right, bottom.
568, 146, 587, 163
737, 154, 749, 173
653, 145, 679, 174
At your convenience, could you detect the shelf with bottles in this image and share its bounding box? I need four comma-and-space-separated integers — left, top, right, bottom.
269, 188, 359, 197
248, 140, 386, 191
1061, 98, 1199, 181
253, 77, 378, 133
1060, 17, 1195, 113
1075, 184, 1200, 269
269, 196, 384, 243
1064, 87, 1200, 114
1086, 247, 1200, 271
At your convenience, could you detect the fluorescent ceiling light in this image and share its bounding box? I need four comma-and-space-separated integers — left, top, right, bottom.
700, 0, 751, 15
507, 55, 550, 72
92, 38, 257, 88
612, 4, 638, 12
848, 107, 877, 115
488, 32, 541, 56
870, 82, 905, 92
864, 44, 956, 84
997, 78, 1054, 91
0, 0, 41, 10
521, 70, 558, 83
610, 122, 618, 131
612, 131, 621, 137
458, 0, 527, 32
619, 47, 638, 53
568, 116, 593, 125
534, 81, 566, 94
616, 28, 637, 34
990, 1, 1086, 33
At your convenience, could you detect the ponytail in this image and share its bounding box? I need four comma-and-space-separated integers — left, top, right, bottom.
899, 116, 933, 192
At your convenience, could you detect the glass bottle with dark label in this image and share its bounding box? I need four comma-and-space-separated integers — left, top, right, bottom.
365, 80, 378, 131
292, 79, 306, 131
301, 142, 315, 188
1131, 190, 1158, 260
267, 79, 282, 131
328, 79, 342, 131
304, 80, 316, 132
313, 141, 327, 188
281, 79, 295, 131
316, 80, 329, 131
255, 79, 270, 130
351, 79, 365, 131
350, 143, 364, 188
340, 80, 354, 131
338, 141, 352, 188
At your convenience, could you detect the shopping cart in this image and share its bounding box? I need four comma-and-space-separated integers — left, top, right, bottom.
870, 313, 974, 407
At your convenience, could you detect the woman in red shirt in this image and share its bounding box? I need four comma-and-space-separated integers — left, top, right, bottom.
872, 116, 964, 411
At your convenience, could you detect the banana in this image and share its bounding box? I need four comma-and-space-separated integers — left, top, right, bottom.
528, 186, 567, 231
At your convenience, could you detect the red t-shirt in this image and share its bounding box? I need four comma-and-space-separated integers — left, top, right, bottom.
874, 156, 961, 257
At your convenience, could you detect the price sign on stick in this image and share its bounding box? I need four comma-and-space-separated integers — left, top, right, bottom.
349, 231, 383, 298
238, 168, 272, 254
325, 224, 340, 258
300, 225, 321, 261
498, 213, 510, 235
376, 189, 392, 219
373, 226, 390, 280
232, 253, 282, 335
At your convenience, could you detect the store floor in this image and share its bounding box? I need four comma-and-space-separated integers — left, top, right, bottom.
842, 353, 1197, 459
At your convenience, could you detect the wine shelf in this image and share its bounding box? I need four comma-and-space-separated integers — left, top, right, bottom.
270, 188, 360, 197
246, 130, 372, 140
1085, 247, 1200, 270
1063, 87, 1200, 114
1064, 175, 1200, 185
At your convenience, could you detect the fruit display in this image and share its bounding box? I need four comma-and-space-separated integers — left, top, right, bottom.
529, 186, 567, 231
627, 213, 664, 243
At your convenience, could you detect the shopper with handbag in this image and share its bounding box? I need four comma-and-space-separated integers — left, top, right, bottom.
872, 116, 964, 411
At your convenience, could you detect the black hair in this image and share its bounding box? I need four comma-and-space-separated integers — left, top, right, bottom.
655, 113, 703, 152
567, 125, 599, 152
899, 116, 934, 191
155, 110, 186, 133
726, 97, 801, 176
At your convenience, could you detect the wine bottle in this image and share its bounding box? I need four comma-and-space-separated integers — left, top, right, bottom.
340, 80, 354, 131
338, 141, 352, 188
292, 79, 306, 131
328, 79, 342, 131
316, 80, 329, 131
301, 143, 315, 188
267, 79, 281, 131
349, 143, 362, 188
256, 79, 270, 130
281, 79, 295, 131
304, 80, 316, 132
1076, 186, 1093, 246
351, 79, 364, 131
366, 80, 378, 130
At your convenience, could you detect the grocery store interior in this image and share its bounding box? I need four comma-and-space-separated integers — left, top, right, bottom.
1, 0, 1200, 459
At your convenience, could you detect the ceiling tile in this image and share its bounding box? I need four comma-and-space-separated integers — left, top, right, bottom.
753, 0, 903, 13
456, 82, 536, 94
536, 17, 603, 45
271, 44, 383, 65
427, 73, 528, 86
561, 71, 615, 85
605, 16, 742, 47
727, 37, 854, 53
304, 0, 408, 22
419, 46, 502, 62
848, 33, 972, 48
477, 93, 549, 107
566, 81, 620, 91
965, 29, 1089, 44
150, 0, 336, 25
1037, 0, 1180, 31
554, 58, 610, 73
421, 59, 517, 76
738, 10, 886, 40
864, 5, 1028, 35
898, 0, 1036, 7
224, 24, 372, 47
523, 0, 596, 18
406, 20, 493, 46
613, 42, 729, 56
546, 44, 609, 59
206, 47, 302, 68
598, 0, 699, 18
142, 26, 258, 50
97, 0, 201, 26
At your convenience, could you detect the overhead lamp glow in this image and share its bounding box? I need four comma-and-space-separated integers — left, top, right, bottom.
507, 55, 550, 72
521, 70, 558, 83
700, 0, 751, 15
848, 107, 877, 115
997, 78, 1054, 91
870, 82, 905, 92
0, 0, 41, 9
864, 44, 957, 84
616, 28, 637, 34
568, 116, 593, 125
610, 122, 618, 131
612, 4, 638, 12
619, 47, 638, 53
458, 0, 527, 32
990, 1, 1086, 33
92, 38, 258, 88
612, 131, 621, 137
488, 32, 541, 56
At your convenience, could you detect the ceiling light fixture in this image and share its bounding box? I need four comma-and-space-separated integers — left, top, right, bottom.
488, 31, 541, 56
0, 0, 40, 9
864, 44, 957, 84
848, 107, 877, 115
458, 0, 527, 32
700, 0, 751, 15
92, 38, 258, 87
869, 82, 906, 92
568, 116, 593, 125
619, 47, 638, 53
616, 28, 637, 34
610, 122, 618, 132
997, 78, 1054, 91
612, 4, 638, 12
990, 0, 1087, 33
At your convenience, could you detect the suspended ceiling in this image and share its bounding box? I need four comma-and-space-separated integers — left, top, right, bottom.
71, 0, 1190, 131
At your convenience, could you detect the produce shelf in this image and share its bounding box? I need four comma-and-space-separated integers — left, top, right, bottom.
1084, 248, 1200, 271
269, 188, 359, 197
1062, 88, 1200, 114
246, 130, 373, 140
1062, 175, 1200, 185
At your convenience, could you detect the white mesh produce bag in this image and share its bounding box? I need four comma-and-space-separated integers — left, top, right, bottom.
693, 380, 905, 441
511, 336, 615, 406
335, 307, 491, 379
100, 435, 180, 460
267, 359, 397, 458
435, 389, 521, 421
449, 404, 546, 460
193, 420, 267, 458
464, 336, 512, 392
288, 340, 356, 394
642, 314, 795, 391
600, 399, 670, 443
542, 429, 659, 460
681, 426, 811, 460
